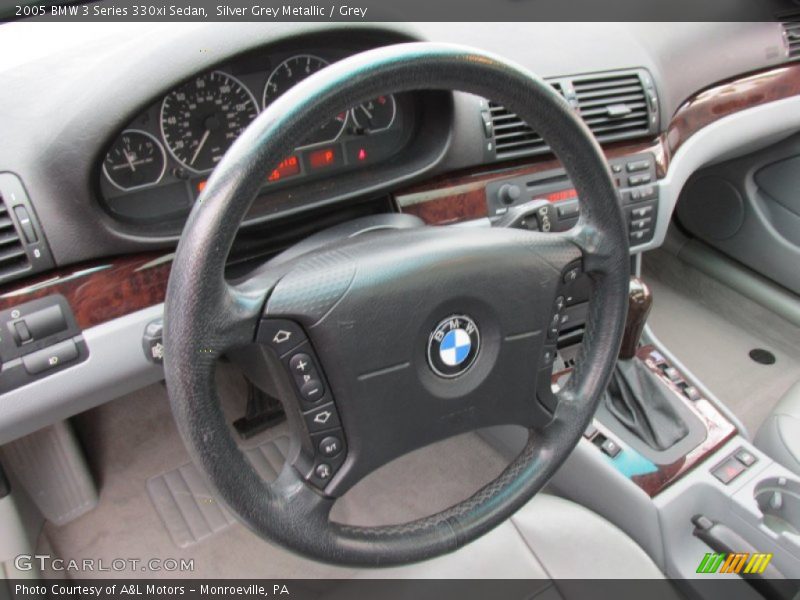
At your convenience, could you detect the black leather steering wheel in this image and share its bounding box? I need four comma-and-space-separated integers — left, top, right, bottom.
164, 42, 629, 567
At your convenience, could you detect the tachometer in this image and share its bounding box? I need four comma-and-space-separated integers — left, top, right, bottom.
263, 55, 347, 146
160, 71, 258, 173
102, 130, 166, 191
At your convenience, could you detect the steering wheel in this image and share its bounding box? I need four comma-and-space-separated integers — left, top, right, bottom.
164, 42, 629, 567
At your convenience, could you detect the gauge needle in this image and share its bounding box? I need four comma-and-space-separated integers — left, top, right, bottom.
359, 105, 373, 120
123, 149, 136, 172
190, 129, 211, 166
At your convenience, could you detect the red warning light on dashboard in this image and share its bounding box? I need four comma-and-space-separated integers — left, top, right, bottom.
308, 147, 337, 169
268, 156, 301, 182
357, 148, 367, 161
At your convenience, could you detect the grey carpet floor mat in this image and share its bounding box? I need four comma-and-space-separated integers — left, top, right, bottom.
37, 364, 509, 578
146, 437, 289, 549
642, 250, 800, 437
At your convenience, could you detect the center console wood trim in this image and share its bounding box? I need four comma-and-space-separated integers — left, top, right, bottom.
0, 253, 173, 330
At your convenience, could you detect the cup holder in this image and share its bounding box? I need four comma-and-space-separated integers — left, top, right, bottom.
754, 477, 800, 536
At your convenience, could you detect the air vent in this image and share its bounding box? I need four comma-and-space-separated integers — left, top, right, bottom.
573, 72, 651, 141
780, 16, 800, 59
0, 195, 30, 279
489, 83, 563, 159
485, 70, 657, 161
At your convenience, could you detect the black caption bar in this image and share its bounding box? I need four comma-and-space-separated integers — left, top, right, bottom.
2, 0, 795, 22
6, 579, 800, 600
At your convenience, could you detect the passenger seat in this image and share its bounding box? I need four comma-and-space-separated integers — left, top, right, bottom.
755, 380, 800, 475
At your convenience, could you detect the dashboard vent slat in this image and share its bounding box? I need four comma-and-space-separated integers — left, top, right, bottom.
488, 82, 563, 158
573, 72, 651, 140
486, 69, 656, 161
0, 194, 30, 279
781, 15, 800, 58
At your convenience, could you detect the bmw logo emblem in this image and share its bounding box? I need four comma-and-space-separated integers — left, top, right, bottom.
427, 315, 481, 378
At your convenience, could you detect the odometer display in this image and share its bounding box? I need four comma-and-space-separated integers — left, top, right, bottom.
160, 71, 258, 173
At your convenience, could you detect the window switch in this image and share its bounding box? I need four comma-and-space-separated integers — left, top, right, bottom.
601, 438, 622, 458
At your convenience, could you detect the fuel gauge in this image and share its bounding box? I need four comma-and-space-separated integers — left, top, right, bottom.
352, 95, 396, 133
103, 130, 166, 191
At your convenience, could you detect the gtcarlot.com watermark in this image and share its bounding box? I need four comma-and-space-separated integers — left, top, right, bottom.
14, 554, 195, 573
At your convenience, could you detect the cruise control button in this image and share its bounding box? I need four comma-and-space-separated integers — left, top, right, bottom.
22, 339, 78, 375
303, 403, 340, 433
257, 319, 306, 355
318, 435, 343, 458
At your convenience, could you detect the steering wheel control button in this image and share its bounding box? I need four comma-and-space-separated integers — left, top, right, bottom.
427, 315, 480, 378
290, 353, 319, 381
257, 319, 306, 355
303, 403, 340, 433
315, 464, 333, 480
318, 435, 343, 458
300, 379, 324, 403
562, 266, 581, 284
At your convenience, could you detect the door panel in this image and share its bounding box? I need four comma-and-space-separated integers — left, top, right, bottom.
676, 133, 800, 295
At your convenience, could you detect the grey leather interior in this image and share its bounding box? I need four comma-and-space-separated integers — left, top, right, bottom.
755, 380, 800, 476
351, 494, 667, 581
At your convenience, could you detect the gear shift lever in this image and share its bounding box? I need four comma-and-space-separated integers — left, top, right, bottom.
619, 277, 652, 359
603, 276, 689, 451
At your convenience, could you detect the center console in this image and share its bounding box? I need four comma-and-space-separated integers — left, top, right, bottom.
480, 275, 800, 592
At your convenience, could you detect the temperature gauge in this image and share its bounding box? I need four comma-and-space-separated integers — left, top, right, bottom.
103, 130, 166, 191
352, 95, 396, 132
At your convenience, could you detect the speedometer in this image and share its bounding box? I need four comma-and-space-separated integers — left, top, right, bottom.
160, 71, 258, 173
263, 55, 347, 146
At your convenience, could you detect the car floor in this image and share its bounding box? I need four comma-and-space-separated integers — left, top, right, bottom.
36, 364, 510, 579
642, 249, 800, 438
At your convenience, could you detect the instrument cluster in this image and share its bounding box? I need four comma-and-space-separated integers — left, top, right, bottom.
99, 48, 411, 224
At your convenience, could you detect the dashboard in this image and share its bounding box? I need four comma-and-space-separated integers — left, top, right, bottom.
99, 46, 416, 225
0, 20, 799, 445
